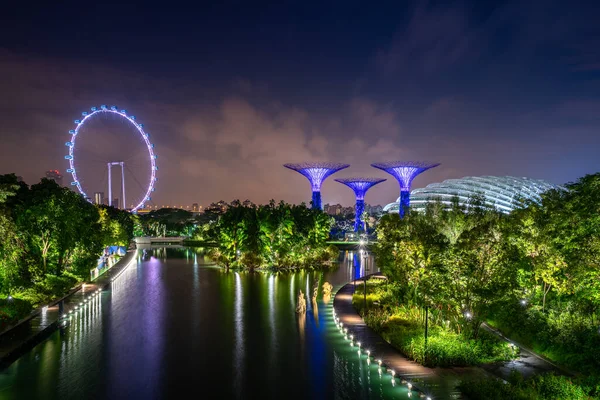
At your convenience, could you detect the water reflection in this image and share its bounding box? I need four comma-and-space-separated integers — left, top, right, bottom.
233, 272, 244, 398
0, 250, 415, 400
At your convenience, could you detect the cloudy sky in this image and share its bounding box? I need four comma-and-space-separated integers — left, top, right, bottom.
1, 0, 599, 208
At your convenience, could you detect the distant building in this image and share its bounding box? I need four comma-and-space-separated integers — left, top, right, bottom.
341, 206, 354, 216
192, 203, 200, 212
365, 204, 384, 215
45, 170, 63, 186
112, 198, 119, 209
383, 176, 563, 214
94, 192, 104, 205
324, 203, 343, 216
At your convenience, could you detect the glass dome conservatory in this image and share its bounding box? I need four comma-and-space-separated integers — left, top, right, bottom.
383, 176, 562, 214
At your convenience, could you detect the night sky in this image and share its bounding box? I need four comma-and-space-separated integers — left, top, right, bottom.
1, 0, 599, 208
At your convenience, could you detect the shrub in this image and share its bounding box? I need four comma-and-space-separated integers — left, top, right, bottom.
358, 287, 515, 367
0, 298, 33, 329
459, 373, 596, 400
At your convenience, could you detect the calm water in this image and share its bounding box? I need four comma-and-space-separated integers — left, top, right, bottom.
0, 247, 411, 400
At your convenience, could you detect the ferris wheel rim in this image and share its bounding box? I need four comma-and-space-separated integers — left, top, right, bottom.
65, 105, 157, 212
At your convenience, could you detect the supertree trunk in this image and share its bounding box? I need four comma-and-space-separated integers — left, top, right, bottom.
354, 199, 365, 232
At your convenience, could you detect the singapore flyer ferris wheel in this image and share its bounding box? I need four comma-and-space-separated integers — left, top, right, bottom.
64, 105, 157, 213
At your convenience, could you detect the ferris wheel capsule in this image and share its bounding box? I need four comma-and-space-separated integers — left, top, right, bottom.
130, 115, 136, 120
70, 181, 78, 186
66, 168, 74, 173
120, 109, 127, 114
138, 123, 144, 128
82, 111, 88, 116
110, 105, 118, 111
100, 105, 107, 110
69, 129, 75, 134
65, 155, 73, 160
74, 119, 81, 124
91, 106, 97, 111
65, 142, 73, 147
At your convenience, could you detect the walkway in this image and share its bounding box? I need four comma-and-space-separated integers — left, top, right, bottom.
333, 275, 567, 399
0, 250, 137, 368
333, 280, 490, 400
480, 323, 568, 379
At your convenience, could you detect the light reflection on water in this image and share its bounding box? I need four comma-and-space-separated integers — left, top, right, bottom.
0, 247, 419, 400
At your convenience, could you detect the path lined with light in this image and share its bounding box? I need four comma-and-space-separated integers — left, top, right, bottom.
332, 279, 477, 400
0, 250, 138, 368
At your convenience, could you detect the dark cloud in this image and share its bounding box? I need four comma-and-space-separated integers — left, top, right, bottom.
1, 0, 600, 208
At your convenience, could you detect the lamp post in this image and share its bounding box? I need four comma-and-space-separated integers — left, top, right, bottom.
425, 306, 429, 343
362, 247, 369, 311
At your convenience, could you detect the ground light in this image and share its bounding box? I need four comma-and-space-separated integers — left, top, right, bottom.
332, 307, 435, 399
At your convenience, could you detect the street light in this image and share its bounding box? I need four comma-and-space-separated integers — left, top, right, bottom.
362, 248, 369, 310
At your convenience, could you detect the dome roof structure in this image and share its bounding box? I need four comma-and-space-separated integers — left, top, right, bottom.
383, 176, 563, 214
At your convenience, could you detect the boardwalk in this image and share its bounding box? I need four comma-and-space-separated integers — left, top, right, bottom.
333, 280, 492, 400
333, 275, 567, 399
0, 250, 137, 368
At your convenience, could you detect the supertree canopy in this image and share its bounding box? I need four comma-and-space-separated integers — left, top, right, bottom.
284, 162, 350, 209
335, 177, 386, 232
371, 161, 439, 218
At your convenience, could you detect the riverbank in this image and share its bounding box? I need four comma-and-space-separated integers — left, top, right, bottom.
0, 250, 138, 369
334, 274, 580, 399
333, 278, 486, 400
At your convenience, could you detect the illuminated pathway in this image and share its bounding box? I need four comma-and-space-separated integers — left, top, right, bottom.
0, 251, 138, 368
332, 277, 491, 400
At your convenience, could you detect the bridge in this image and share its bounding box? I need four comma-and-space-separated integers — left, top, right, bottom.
134, 237, 187, 245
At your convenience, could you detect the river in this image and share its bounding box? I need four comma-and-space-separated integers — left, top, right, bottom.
0, 246, 414, 400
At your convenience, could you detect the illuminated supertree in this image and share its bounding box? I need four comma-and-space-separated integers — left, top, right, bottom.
371, 161, 440, 218
335, 178, 386, 231
284, 162, 350, 209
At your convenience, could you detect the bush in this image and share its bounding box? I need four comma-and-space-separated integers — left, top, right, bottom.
459, 373, 596, 400
12, 274, 78, 307
358, 289, 516, 367
0, 298, 33, 330
489, 300, 600, 374
384, 323, 515, 367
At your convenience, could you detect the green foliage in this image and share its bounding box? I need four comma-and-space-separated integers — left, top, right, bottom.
374, 196, 516, 337
0, 174, 133, 325
206, 200, 335, 270
459, 373, 596, 400
356, 282, 515, 367
135, 208, 197, 237
374, 172, 600, 380
98, 206, 134, 246
0, 298, 32, 329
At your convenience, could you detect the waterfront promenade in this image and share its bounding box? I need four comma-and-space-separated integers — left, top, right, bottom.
0, 250, 137, 368
333, 274, 566, 399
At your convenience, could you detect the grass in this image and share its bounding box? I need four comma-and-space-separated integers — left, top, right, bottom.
352, 280, 516, 368
459, 371, 598, 400
487, 301, 600, 376
0, 273, 81, 331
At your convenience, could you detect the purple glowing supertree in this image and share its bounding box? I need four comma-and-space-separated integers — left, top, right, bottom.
371, 161, 440, 218
335, 178, 386, 232
284, 162, 350, 209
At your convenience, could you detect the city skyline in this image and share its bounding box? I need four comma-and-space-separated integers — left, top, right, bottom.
2, 1, 599, 208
